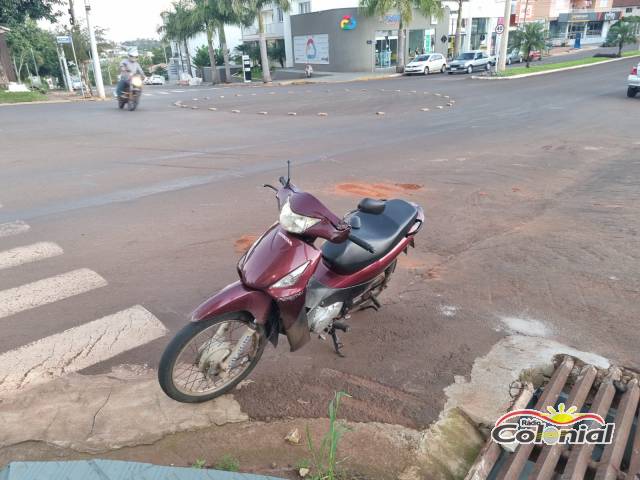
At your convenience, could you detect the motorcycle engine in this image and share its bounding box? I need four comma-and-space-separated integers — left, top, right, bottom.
307, 302, 343, 333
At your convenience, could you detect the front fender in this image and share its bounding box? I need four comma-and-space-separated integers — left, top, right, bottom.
191, 281, 272, 326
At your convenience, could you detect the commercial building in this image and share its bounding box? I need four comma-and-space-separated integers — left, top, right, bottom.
290, 7, 450, 71
514, 0, 622, 46
241, 1, 450, 71
443, 0, 516, 58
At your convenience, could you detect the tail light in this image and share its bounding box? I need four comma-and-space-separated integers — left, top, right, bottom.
632, 67, 638, 75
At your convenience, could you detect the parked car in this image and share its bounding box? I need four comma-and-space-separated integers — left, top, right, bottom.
527, 50, 542, 62
447, 51, 491, 74
404, 53, 447, 75
628, 63, 639, 98
144, 75, 166, 85
70, 77, 86, 90
506, 48, 524, 65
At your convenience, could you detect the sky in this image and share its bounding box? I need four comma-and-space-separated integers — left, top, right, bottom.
46, 0, 176, 42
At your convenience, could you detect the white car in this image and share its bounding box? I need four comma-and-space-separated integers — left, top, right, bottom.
628, 63, 639, 98
145, 75, 166, 85
404, 53, 447, 75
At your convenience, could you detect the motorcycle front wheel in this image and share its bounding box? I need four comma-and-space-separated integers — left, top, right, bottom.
128, 97, 138, 111
158, 312, 266, 403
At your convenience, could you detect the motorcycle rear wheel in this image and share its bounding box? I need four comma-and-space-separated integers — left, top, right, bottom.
158, 312, 266, 403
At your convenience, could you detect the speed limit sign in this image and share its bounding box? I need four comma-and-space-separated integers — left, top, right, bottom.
495, 24, 505, 34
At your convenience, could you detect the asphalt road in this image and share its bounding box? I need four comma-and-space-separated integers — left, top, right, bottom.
0, 57, 638, 430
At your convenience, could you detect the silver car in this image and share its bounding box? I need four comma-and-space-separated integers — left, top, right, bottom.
404, 53, 448, 75
447, 51, 491, 74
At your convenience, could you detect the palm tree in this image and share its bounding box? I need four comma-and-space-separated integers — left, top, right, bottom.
511, 22, 545, 68
159, 1, 200, 77
360, 0, 443, 73
236, 0, 290, 83
606, 19, 639, 57
452, 0, 468, 57
194, 0, 247, 83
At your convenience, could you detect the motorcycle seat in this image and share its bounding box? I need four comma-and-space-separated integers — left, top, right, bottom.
322, 199, 419, 275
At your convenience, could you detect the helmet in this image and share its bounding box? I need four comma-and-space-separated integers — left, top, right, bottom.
128, 48, 139, 59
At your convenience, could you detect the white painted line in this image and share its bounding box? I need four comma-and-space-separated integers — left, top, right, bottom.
0, 221, 30, 238
0, 268, 107, 319
170, 89, 185, 93
0, 242, 64, 270
157, 91, 169, 95
143, 93, 153, 96
0, 305, 168, 392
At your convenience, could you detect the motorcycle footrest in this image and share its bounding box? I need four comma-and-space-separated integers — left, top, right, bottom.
332, 321, 350, 333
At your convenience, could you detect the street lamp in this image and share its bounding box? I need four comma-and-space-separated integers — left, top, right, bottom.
84, 0, 105, 99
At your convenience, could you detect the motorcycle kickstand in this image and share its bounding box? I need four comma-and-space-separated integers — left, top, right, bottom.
328, 322, 349, 357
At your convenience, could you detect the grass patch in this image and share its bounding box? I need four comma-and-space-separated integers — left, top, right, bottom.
214, 454, 240, 472
306, 391, 351, 480
0, 90, 47, 104
497, 50, 640, 77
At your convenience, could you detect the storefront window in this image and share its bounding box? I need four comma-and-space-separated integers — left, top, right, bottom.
375, 31, 398, 68
568, 22, 587, 39
470, 18, 488, 50
586, 21, 603, 36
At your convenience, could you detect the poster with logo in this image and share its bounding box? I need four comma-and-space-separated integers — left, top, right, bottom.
294, 35, 330, 64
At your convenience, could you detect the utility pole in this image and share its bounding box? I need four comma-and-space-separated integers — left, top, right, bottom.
497, 0, 512, 72
83, 0, 105, 98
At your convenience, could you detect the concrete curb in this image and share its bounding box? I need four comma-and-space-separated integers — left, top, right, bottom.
277, 73, 402, 86
471, 54, 640, 80
0, 99, 72, 107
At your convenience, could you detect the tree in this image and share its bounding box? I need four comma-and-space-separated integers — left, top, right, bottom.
360, 0, 443, 73
0, 0, 61, 25
511, 22, 546, 68
606, 19, 639, 56
238, 0, 290, 83
452, 0, 468, 57
192, 44, 211, 68
159, 1, 201, 77
0, 0, 61, 86
6, 19, 61, 83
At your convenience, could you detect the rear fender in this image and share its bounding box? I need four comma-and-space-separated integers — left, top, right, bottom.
191, 281, 273, 327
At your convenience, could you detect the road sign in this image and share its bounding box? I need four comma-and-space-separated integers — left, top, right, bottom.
56, 35, 72, 44
495, 24, 505, 35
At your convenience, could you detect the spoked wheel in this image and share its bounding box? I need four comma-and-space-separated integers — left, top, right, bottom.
158, 312, 266, 403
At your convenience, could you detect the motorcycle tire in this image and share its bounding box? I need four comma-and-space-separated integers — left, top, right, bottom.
158, 312, 267, 403
128, 98, 138, 111
118, 98, 126, 109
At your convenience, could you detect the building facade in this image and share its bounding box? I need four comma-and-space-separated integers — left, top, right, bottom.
513, 0, 621, 45
443, 0, 516, 57
290, 7, 450, 71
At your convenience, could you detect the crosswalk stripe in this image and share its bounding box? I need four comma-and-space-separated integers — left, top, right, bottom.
0, 305, 168, 393
0, 221, 30, 238
0, 242, 63, 270
0, 268, 107, 319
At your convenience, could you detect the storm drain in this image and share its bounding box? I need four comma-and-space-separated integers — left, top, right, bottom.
466, 355, 640, 480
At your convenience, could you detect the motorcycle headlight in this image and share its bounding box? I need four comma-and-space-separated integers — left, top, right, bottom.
132, 77, 143, 87
279, 199, 321, 234
271, 261, 310, 288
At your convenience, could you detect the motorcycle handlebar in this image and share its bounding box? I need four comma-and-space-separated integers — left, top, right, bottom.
348, 233, 375, 254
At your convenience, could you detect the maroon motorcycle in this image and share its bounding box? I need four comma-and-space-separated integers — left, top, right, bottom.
158, 166, 424, 403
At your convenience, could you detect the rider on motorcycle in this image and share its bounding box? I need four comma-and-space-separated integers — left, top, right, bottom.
116, 49, 145, 98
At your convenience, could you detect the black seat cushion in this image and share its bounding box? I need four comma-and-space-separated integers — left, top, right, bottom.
322, 199, 418, 275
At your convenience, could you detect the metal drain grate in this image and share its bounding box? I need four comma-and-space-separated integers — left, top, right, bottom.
466, 356, 640, 480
